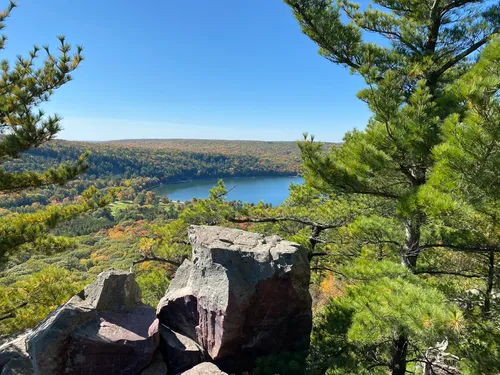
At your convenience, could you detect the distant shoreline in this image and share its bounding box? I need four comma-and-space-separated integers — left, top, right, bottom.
148, 174, 302, 191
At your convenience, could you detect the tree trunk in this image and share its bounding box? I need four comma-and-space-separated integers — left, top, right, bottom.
402, 219, 421, 269
390, 334, 408, 375
483, 249, 495, 319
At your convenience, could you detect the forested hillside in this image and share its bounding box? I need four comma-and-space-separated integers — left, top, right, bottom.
7, 139, 303, 178
0, 139, 303, 208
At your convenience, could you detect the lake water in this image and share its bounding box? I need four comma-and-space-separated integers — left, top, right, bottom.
153, 176, 304, 206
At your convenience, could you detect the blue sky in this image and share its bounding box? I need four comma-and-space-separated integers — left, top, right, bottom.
5, 0, 371, 142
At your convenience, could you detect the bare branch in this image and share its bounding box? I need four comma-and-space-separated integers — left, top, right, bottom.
420, 243, 492, 253
214, 185, 236, 199
414, 269, 483, 278
130, 255, 181, 272
229, 216, 344, 230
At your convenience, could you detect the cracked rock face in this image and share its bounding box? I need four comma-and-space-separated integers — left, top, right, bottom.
157, 225, 312, 372
26, 269, 158, 375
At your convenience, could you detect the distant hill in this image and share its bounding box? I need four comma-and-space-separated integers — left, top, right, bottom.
106, 138, 303, 156
4, 139, 341, 191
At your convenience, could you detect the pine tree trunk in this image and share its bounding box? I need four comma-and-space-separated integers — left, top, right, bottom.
402, 219, 421, 269
390, 334, 408, 375
397, 218, 422, 373
483, 249, 495, 319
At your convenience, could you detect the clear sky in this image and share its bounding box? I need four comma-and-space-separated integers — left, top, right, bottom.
4, 0, 371, 142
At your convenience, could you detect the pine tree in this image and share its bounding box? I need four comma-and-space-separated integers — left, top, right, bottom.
284, 1, 499, 373
0, 2, 110, 263
430, 36, 500, 317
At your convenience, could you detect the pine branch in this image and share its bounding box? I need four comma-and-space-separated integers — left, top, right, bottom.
0, 157, 88, 194
0, 301, 27, 322
432, 34, 496, 81
285, 0, 361, 70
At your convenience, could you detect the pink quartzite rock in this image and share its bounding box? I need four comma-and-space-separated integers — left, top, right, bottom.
177, 362, 227, 375
157, 225, 312, 372
26, 269, 158, 375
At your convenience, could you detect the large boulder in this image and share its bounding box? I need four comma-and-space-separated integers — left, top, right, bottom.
157, 225, 311, 371
26, 269, 158, 375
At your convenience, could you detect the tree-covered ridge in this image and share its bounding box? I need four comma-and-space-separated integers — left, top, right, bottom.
0, 139, 305, 209
108, 138, 335, 156
6, 139, 303, 180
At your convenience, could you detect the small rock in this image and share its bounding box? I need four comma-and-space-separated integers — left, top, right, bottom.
0, 331, 32, 375
177, 362, 227, 375
1, 357, 33, 375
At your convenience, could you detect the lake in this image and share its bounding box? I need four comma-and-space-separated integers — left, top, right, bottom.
153, 176, 304, 206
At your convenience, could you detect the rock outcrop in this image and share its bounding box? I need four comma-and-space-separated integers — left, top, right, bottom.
26, 269, 158, 375
1, 226, 312, 375
157, 225, 312, 372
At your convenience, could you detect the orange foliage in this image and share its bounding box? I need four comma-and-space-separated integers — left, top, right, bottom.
90, 251, 110, 263
108, 228, 125, 239
314, 273, 344, 308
